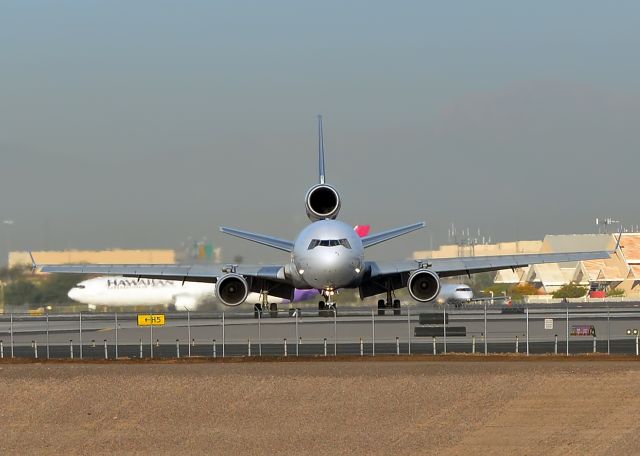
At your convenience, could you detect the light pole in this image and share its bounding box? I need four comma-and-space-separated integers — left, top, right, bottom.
2, 220, 14, 268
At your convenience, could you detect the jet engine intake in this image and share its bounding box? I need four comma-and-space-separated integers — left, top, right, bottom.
305, 184, 341, 222
408, 269, 441, 302
215, 274, 249, 306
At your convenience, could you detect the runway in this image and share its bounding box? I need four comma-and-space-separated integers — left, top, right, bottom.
2, 305, 640, 359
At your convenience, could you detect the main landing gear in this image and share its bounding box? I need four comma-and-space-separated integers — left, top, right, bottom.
377, 289, 401, 316
253, 292, 279, 318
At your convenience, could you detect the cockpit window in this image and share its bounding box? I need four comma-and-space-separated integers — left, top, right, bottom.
456, 287, 471, 292
308, 239, 352, 249
75, 284, 86, 289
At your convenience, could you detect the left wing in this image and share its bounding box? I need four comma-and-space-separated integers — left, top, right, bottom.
359, 250, 612, 298
38, 263, 289, 285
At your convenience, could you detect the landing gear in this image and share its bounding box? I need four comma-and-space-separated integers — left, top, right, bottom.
393, 299, 401, 316
378, 289, 402, 316
318, 299, 336, 317
269, 302, 278, 318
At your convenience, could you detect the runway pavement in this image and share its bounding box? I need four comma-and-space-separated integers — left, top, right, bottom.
2, 306, 640, 359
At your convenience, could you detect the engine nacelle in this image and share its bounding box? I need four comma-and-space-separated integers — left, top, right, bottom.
215, 274, 249, 307
305, 184, 341, 222
407, 269, 441, 302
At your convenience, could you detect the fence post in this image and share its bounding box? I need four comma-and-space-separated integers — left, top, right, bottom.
46, 313, 50, 360
284, 338, 287, 357
115, 313, 119, 359
372, 309, 376, 357
70, 340, 74, 359
407, 308, 411, 355
360, 338, 364, 356
79, 312, 83, 359
396, 336, 400, 355
150, 323, 154, 358
139, 339, 143, 358
593, 335, 597, 353
483, 303, 488, 355
0, 340, 3, 359
636, 335, 639, 356
432, 336, 436, 355
324, 338, 327, 356
213, 340, 217, 358
472, 335, 476, 354
258, 310, 262, 356
566, 306, 569, 356
443, 305, 447, 354
554, 335, 558, 355
104, 340, 108, 359
248, 339, 251, 357
33, 341, 38, 359
607, 306, 610, 355
516, 335, 519, 353
298, 337, 302, 356
525, 308, 529, 356
222, 312, 225, 358
187, 311, 191, 358
176, 340, 180, 358
10, 313, 14, 358
334, 309, 337, 356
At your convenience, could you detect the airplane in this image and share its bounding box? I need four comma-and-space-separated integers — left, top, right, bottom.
66, 225, 373, 312
36, 116, 617, 315
66, 276, 286, 311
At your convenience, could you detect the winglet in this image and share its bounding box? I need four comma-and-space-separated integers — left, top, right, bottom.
318, 115, 325, 184
28, 251, 37, 273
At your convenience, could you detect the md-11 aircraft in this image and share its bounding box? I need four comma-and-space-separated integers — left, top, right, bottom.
36, 116, 616, 314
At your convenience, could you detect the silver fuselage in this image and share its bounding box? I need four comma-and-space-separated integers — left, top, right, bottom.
290, 220, 365, 290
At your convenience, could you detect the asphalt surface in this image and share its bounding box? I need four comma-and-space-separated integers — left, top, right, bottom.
2, 305, 640, 359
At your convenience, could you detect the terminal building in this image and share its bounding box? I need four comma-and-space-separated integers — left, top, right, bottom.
9, 249, 176, 270
414, 233, 640, 298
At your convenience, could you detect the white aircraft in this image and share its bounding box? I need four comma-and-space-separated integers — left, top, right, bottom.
67, 276, 285, 311
37, 116, 617, 315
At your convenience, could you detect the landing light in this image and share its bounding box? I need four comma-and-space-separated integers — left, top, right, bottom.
298, 269, 304, 275
355, 267, 361, 274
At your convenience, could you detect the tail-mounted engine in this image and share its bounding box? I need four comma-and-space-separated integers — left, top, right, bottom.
305, 184, 341, 222
215, 273, 249, 306
407, 269, 441, 302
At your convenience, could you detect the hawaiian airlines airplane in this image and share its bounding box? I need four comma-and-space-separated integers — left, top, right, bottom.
37, 116, 617, 315
66, 276, 285, 311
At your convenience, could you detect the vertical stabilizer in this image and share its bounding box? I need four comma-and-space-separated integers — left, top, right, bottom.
318, 115, 325, 184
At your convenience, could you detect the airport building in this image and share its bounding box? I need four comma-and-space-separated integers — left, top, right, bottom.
414, 233, 640, 297
9, 249, 176, 271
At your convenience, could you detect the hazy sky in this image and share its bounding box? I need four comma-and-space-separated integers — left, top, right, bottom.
1, 1, 639, 265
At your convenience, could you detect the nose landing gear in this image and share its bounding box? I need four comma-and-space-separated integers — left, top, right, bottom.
318, 289, 337, 317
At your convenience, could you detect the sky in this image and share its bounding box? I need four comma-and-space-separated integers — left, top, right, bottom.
1, 1, 639, 265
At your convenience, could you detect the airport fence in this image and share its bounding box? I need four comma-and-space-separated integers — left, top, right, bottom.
1, 305, 640, 359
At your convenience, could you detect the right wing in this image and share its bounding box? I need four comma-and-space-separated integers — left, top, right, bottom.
359, 249, 612, 298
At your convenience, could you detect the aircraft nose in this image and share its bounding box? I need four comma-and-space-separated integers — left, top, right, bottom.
68, 288, 80, 301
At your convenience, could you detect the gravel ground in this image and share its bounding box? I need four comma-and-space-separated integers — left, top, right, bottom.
1, 357, 639, 455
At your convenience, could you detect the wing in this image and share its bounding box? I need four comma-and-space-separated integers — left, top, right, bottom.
220, 227, 294, 252
361, 222, 425, 248
359, 250, 612, 298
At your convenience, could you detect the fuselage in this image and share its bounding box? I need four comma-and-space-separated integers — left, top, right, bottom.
290, 220, 365, 290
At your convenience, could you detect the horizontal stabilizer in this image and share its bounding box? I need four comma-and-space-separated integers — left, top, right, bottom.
361, 222, 426, 248
220, 227, 294, 252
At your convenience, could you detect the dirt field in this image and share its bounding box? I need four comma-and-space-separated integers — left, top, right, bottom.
1, 357, 639, 455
